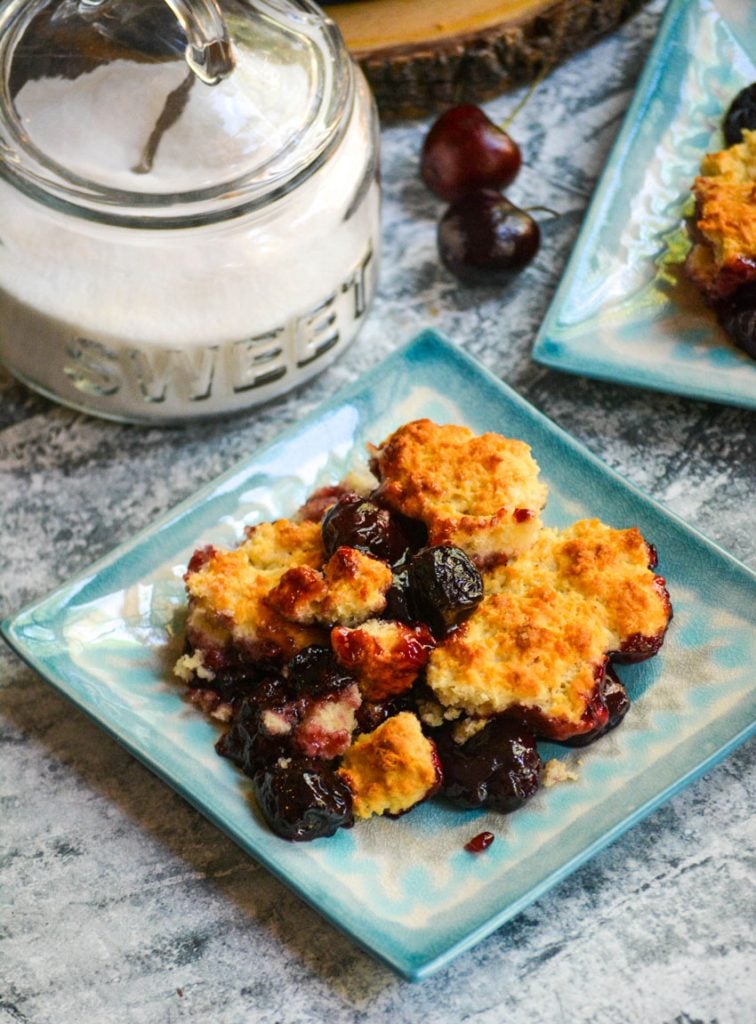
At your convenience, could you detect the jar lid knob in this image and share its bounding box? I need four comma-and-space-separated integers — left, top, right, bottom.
78, 0, 235, 83
163, 0, 235, 83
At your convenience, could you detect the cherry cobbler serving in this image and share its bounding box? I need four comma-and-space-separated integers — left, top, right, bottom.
175, 420, 672, 841
685, 84, 756, 358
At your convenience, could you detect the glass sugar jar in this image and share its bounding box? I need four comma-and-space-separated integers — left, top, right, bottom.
0, 0, 380, 422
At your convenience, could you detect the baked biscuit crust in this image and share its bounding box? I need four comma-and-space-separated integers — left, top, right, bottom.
266, 547, 393, 626
331, 618, 436, 700
426, 587, 613, 738
337, 712, 442, 818
428, 519, 671, 738
686, 129, 756, 301
371, 419, 547, 565
184, 519, 327, 664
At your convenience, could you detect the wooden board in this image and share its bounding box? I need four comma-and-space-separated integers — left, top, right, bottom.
325, 0, 646, 120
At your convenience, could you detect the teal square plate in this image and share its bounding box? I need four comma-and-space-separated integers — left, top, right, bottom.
533, 0, 756, 409
3, 331, 755, 980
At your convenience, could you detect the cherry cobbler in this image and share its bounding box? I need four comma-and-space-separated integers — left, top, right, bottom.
175, 420, 672, 841
685, 84, 756, 358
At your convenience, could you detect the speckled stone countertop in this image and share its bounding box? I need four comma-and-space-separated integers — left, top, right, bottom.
1, 2, 754, 1021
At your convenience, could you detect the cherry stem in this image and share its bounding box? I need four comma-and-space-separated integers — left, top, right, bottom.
499, 63, 551, 133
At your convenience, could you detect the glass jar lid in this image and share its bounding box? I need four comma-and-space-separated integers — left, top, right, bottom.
0, 0, 353, 225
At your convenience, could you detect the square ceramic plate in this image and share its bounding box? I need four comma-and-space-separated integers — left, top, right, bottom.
532, 0, 756, 409
3, 331, 755, 980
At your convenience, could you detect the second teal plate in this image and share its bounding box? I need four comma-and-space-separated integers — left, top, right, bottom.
533, 0, 756, 409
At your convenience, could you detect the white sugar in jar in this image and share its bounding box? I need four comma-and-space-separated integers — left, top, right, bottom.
0, 0, 380, 423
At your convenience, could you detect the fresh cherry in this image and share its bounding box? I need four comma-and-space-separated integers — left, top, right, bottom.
420, 104, 522, 202
438, 191, 540, 286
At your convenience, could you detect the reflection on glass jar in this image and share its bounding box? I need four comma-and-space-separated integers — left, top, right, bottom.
0, 0, 381, 423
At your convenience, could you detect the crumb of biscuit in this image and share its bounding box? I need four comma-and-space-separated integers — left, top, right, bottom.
451, 717, 488, 744
542, 758, 579, 787
174, 648, 215, 683
337, 712, 441, 818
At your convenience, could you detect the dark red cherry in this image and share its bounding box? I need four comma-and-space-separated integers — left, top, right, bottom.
216, 684, 298, 774
723, 83, 756, 146
253, 759, 354, 841
438, 192, 540, 286
717, 282, 756, 359
421, 104, 522, 202
286, 645, 354, 697
321, 492, 411, 565
435, 716, 541, 813
406, 545, 483, 636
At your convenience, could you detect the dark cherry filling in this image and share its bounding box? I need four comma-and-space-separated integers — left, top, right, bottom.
563, 664, 630, 747
384, 567, 413, 623
186, 544, 217, 574
612, 574, 671, 663
286, 644, 355, 697
216, 682, 297, 774
296, 484, 352, 523
434, 716, 541, 813
253, 759, 354, 841
613, 631, 666, 663
716, 282, 756, 360
490, 662, 611, 742
388, 545, 484, 636
646, 542, 658, 570
183, 636, 277, 707
354, 692, 416, 735
321, 492, 413, 565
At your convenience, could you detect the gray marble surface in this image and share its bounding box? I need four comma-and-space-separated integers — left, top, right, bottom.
1, 2, 755, 1021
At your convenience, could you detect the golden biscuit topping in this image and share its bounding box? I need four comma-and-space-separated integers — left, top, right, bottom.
428, 519, 671, 737
337, 712, 441, 818
686, 129, 756, 301
427, 586, 612, 737
184, 519, 327, 661
267, 548, 393, 626
371, 419, 547, 565
331, 618, 436, 700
